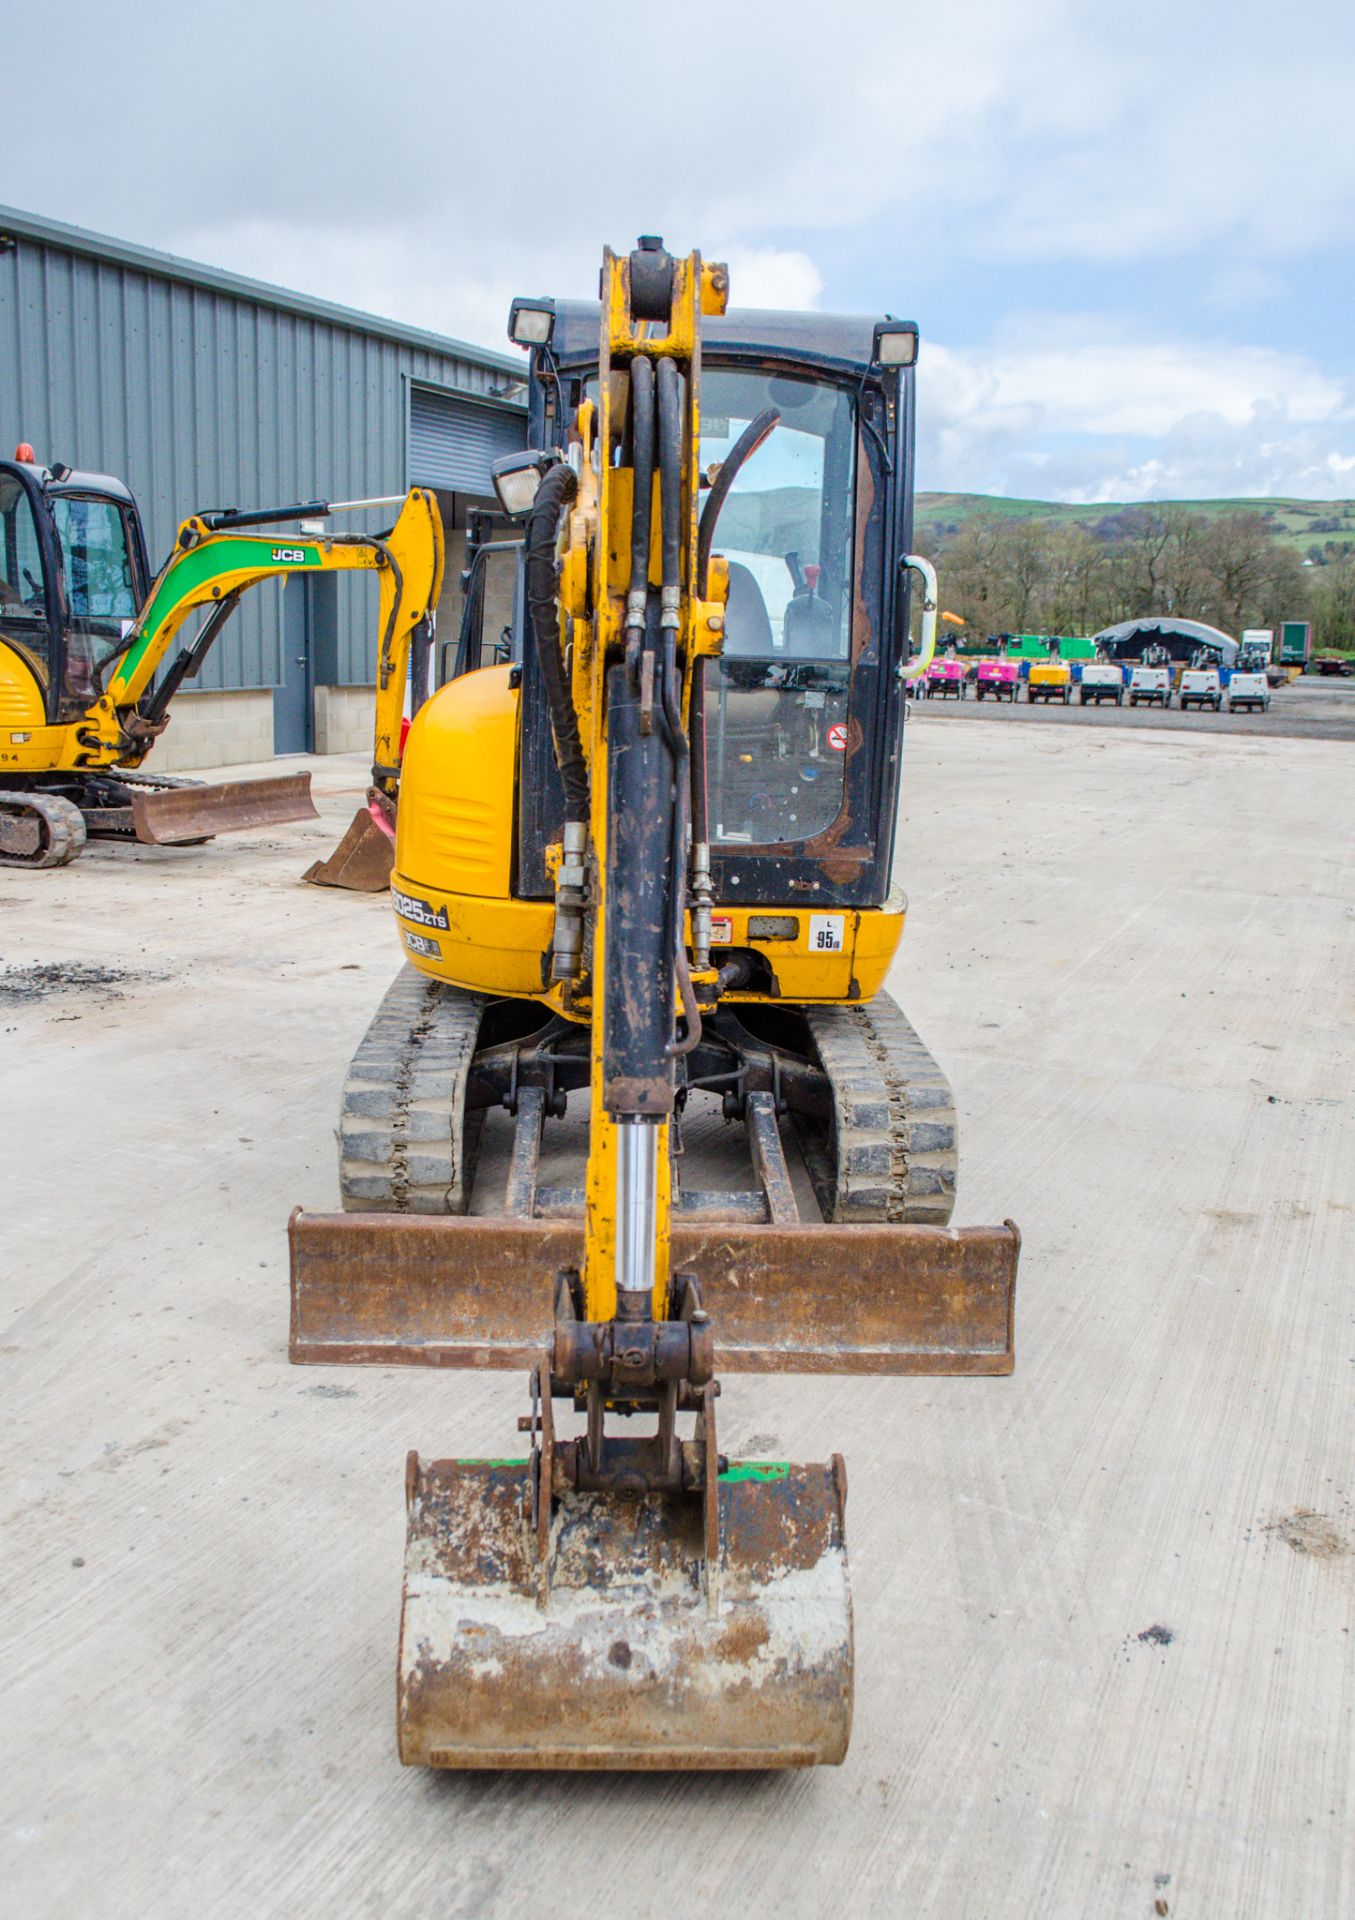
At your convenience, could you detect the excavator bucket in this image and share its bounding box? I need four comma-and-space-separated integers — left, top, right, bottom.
290, 1211, 1014, 1767
400, 1453, 852, 1770
301, 797, 395, 891
130, 772, 317, 845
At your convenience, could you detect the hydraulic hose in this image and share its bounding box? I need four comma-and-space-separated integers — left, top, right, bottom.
650, 361, 702, 1057
657, 359, 682, 635
626, 358, 655, 670
689, 660, 708, 847
524, 461, 587, 823
695, 406, 780, 598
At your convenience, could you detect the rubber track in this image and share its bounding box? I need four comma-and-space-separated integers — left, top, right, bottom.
339, 966, 488, 1213
801, 991, 958, 1226
0, 792, 87, 869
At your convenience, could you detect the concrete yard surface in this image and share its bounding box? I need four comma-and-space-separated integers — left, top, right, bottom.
3, 731, 1353, 1920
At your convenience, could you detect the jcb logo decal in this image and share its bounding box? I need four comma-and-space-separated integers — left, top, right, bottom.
271, 547, 307, 564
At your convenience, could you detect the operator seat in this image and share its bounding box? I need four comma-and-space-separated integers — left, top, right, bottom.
721, 560, 774, 656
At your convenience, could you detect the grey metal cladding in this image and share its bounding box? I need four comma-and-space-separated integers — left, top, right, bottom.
408, 385, 526, 492
0, 204, 525, 692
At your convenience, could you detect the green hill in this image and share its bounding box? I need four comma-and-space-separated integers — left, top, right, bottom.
916, 493, 1355, 557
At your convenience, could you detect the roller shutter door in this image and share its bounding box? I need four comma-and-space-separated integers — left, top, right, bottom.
408, 386, 525, 493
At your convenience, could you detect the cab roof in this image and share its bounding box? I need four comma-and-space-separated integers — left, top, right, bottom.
547, 300, 914, 377
2, 458, 138, 508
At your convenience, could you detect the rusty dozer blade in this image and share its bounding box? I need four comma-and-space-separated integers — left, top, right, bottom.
400, 1450, 852, 1770
301, 794, 394, 891
130, 771, 318, 844
289, 1212, 1019, 1375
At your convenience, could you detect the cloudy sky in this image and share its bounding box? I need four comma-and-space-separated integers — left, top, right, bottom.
7, 0, 1354, 502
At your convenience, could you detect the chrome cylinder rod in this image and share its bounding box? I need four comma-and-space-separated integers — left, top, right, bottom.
615, 1118, 660, 1308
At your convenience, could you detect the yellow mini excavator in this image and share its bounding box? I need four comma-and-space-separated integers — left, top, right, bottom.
288, 238, 1020, 1769
0, 449, 442, 867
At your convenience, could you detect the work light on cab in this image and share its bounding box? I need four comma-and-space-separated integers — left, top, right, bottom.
872, 320, 919, 367
507, 296, 556, 348
491, 448, 559, 519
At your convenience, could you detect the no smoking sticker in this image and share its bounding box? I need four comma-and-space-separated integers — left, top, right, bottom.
826, 722, 848, 752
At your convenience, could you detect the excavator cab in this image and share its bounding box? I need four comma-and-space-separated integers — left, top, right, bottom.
510, 306, 917, 914
1, 456, 151, 726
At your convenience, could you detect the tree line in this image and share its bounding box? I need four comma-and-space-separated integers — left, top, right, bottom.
916, 507, 1355, 653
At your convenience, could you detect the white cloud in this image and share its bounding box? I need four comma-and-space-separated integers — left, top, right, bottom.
19, 0, 1354, 283
921, 324, 1355, 499
715, 247, 823, 311
6, 0, 1353, 503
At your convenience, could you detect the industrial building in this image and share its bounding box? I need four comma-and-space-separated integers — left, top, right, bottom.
0, 204, 526, 769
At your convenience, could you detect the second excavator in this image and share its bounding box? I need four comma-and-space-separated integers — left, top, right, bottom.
288, 238, 1020, 1769
0, 453, 442, 868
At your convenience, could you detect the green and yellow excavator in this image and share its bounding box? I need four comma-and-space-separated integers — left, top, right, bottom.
0, 447, 443, 868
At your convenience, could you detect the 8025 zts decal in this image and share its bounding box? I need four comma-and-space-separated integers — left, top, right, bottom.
393, 887, 450, 931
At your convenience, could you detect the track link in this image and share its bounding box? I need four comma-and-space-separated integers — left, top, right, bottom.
339, 967, 489, 1213
0, 792, 87, 869
800, 991, 958, 1226
82, 769, 214, 842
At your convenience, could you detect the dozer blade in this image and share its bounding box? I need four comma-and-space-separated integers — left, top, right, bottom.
300, 801, 394, 891
130, 772, 318, 845
400, 1454, 852, 1770
289, 1212, 1018, 1376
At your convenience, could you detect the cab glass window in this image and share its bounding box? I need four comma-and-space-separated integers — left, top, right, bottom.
52, 494, 140, 714
698, 369, 855, 846
0, 475, 47, 620
52, 495, 139, 623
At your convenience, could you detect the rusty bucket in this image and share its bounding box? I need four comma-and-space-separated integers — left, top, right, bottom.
399, 1453, 853, 1770
131, 771, 318, 844
301, 797, 395, 892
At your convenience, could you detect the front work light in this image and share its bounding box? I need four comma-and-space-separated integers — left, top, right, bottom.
491, 449, 559, 519
873, 320, 919, 368
508, 297, 556, 348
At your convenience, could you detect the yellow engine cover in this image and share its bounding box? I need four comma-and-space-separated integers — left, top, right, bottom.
0, 637, 70, 772
0, 636, 47, 728
392, 665, 553, 995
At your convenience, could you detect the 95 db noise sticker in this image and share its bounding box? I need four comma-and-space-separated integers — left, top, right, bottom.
808, 914, 845, 953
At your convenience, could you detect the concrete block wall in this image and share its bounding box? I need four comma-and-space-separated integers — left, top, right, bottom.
151, 691, 274, 772
314, 685, 375, 756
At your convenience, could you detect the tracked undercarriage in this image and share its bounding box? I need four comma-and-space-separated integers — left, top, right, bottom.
339, 967, 958, 1230
0, 767, 316, 868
